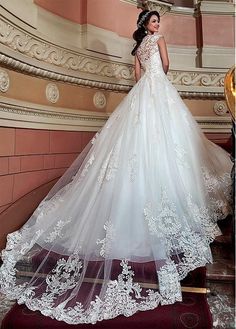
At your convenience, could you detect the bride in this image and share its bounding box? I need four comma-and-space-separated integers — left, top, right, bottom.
0, 10, 232, 324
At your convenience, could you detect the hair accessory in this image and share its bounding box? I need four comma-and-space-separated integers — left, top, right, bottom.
137, 11, 150, 28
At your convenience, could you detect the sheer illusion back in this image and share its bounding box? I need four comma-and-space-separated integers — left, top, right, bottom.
136, 33, 164, 73
0, 33, 232, 325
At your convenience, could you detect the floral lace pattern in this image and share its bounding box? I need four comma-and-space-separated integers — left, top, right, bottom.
91, 132, 100, 145
0, 227, 43, 299
96, 220, 116, 257
46, 252, 83, 295
136, 34, 162, 69
97, 142, 120, 185
174, 143, 190, 169
45, 219, 71, 243
144, 190, 182, 238
128, 154, 138, 182
80, 153, 95, 179
143, 188, 228, 280
158, 260, 182, 305
1, 257, 163, 324
202, 166, 232, 199
186, 194, 221, 240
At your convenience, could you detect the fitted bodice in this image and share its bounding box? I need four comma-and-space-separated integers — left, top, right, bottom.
136, 33, 164, 75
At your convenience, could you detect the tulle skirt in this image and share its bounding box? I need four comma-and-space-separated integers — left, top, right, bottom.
0, 71, 232, 324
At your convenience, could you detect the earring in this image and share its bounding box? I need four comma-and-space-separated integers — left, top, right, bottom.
145, 30, 148, 34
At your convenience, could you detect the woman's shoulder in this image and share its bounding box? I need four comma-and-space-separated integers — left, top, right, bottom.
152, 32, 164, 41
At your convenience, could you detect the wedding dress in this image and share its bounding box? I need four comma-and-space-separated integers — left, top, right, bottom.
0, 33, 232, 324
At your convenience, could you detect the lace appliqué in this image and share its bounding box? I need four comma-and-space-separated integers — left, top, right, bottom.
202, 167, 231, 197
35, 195, 65, 224
136, 34, 162, 68
46, 252, 83, 295
45, 219, 71, 243
91, 132, 100, 145
98, 260, 161, 319
0, 227, 43, 298
130, 94, 141, 125
144, 190, 182, 238
201, 166, 232, 217
186, 194, 221, 240
96, 220, 116, 257
174, 143, 190, 169
158, 260, 182, 305
143, 189, 223, 280
130, 94, 136, 111
2, 257, 162, 324
80, 153, 95, 178
97, 142, 120, 185
128, 154, 138, 182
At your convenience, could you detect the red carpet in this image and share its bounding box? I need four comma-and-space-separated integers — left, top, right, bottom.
1, 268, 212, 329
1, 292, 212, 329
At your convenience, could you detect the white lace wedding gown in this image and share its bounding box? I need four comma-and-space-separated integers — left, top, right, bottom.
0, 34, 232, 324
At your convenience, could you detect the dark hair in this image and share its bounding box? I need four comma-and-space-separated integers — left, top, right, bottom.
131, 10, 160, 56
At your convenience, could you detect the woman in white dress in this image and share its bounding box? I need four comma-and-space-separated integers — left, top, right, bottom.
0, 10, 232, 324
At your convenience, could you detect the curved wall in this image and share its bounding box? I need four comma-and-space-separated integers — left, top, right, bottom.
34, 0, 234, 48
34, 0, 87, 24
0, 127, 94, 213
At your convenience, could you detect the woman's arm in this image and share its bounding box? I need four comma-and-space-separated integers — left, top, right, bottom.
157, 36, 169, 74
135, 55, 141, 82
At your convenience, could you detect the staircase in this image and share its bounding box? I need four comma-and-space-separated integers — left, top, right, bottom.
206, 215, 235, 329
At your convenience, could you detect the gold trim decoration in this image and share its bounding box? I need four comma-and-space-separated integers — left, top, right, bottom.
224, 66, 235, 121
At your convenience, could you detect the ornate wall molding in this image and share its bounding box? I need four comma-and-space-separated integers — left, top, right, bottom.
195, 115, 232, 133
168, 71, 224, 88
0, 53, 226, 99
122, 0, 195, 15
0, 98, 232, 133
46, 83, 59, 103
0, 53, 131, 92
0, 16, 134, 85
137, 0, 173, 15
201, 46, 234, 70
0, 69, 10, 92
93, 92, 107, 109
199, 0, 235, 15
0, 9, 230, 98
178, 91, 223, 100
213, 101, 228, 116
0, 98, 108, 131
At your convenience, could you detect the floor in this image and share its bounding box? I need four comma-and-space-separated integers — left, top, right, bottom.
0, 219, 235, 328
206, 241, 235, 329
